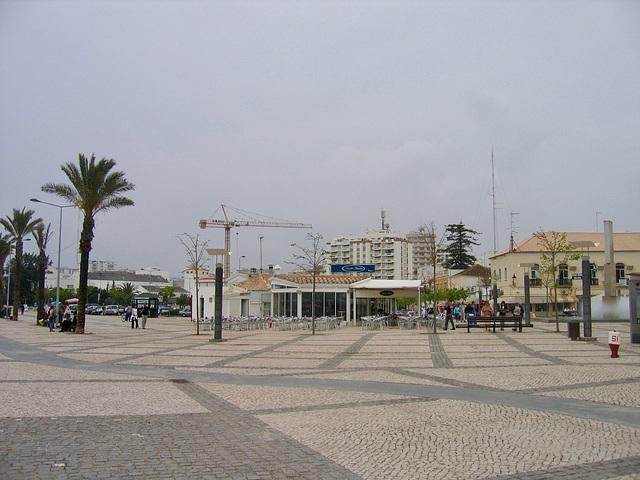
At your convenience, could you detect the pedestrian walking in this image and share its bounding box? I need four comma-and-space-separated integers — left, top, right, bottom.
47, 305, 56, 332
130, 307, 139, 329
141, 303, 149, 329
443, 302, 455, 330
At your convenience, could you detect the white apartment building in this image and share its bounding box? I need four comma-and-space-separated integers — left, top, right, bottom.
327, 231, 413, 280
89, 260, 122, 272
407, 230, 436, 280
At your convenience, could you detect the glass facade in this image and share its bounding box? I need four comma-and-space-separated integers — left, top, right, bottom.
300, 292, 347, 317
273, 291, 297, 317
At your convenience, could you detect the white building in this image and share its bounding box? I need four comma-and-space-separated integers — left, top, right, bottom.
327, 231, 413, 280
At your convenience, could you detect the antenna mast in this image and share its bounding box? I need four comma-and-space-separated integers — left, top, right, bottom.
381, 209, 389, 230
509, 211, 520, 251
492, 150, 498, 254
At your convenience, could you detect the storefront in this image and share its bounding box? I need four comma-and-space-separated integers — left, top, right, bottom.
350, 278, 422, 321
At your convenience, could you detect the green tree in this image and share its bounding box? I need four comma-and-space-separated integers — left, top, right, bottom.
16, 253, 39, 308
33, 222, 52, 324
41, 154, 135, 333
1, 207, 42, 320
115, 282, 138, 306
423, 287, 469, 304
176, 293, 190, 309
533, 230, 581, 332
442, 222, 480, 270
158, 286, 176, 305
0, 234, 12, 315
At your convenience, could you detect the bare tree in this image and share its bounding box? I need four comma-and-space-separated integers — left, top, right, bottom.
289, 232, 327, 335
416, 222, 443, 333
178, 233, 210, 335
533, 230, 580, 332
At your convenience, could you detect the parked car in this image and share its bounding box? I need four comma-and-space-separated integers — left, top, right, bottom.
179, 307, 191, 317
104, 305, 120, 315
91, 306, 104, 315
85, 304, 99, 314
158, 306, 171, 315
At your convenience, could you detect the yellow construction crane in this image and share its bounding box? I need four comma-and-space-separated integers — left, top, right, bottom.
199, 204, 312, 279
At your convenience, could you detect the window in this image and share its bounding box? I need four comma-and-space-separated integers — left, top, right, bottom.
275, 292, 297, 317
558, 264, 570, 286
531, 264, 540, 278
616, 263, 626, 283
590, 263, 599, 285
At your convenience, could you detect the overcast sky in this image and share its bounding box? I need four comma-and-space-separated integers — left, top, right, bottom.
1, 1, 638, 277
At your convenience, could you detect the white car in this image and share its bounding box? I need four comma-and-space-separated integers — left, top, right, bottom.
104, 305, 120, 315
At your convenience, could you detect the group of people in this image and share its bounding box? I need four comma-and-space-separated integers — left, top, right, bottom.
124, 303, 150, 329
44, 304, 76, 332
439, 300, 523, 331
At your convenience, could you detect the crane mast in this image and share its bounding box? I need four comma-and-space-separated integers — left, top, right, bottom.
199, 205, 312, 279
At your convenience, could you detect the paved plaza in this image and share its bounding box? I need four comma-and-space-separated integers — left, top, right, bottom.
1, 312, 639, 480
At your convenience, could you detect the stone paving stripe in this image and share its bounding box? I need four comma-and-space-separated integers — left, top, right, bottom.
427, 333, 454, 368
203, 335, 308, 367
317, 332, 376, 369
483, 454, 640, 480
515, 376, 640, 395
386, 367, 505, 391
248, 396, 436, 415
499, 333, 572, 365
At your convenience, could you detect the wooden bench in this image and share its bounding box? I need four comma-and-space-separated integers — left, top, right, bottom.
465, 316, 532, 333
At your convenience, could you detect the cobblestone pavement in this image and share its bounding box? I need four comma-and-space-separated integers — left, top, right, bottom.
1, 312, 639, 479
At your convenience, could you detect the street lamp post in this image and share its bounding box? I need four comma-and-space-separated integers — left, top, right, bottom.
30, 198, 73, 323
5, 246, 12, 317
259, 236, 264, 274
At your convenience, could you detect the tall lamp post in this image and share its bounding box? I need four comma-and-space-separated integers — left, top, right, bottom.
519, 263, 537, 325
5, 245, 13, 317
30, 198, 73, 321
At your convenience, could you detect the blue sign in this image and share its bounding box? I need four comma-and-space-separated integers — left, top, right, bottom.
331, 264, 375, 273
380, 290, 394, 296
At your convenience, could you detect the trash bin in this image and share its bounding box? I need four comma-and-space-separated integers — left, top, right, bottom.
568, 320, 580, 340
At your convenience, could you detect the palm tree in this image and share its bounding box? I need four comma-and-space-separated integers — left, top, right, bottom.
117, 282, 138, 306
41, 154, 135, 333
0, 208, 42, 321
0, 234, 12, 316
33, 222, 52, 324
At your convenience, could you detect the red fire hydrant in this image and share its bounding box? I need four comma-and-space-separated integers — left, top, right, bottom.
608, 331, 620, 358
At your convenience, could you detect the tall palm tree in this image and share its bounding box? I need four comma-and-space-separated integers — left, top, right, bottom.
33, 222, 52, 324
0, 208, 42, 321
41, 154, 135, 333
0, 234, 12, 316
116, 282, 138, 306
